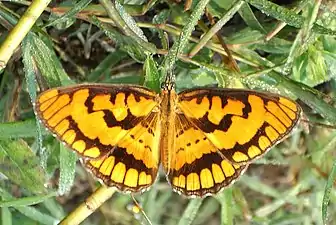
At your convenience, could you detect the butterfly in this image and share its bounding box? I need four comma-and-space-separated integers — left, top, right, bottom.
35, 82, 301, 197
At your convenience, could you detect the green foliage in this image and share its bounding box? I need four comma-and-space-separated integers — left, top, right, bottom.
0, 0, 335, 224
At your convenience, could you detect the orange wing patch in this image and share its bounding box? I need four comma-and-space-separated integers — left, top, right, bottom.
166, 114, 247, 197
178, 88, 301, 164
86, 112, 160, 192
35, 84, 158, 159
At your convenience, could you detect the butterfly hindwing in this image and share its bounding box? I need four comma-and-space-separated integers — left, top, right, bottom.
177, 88, 301, 164
86, 111, 160, 192
35, 84, 158, 159
166, 113, 248, 197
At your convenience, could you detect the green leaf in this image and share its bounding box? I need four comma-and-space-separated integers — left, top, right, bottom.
90, 16, 147, 62
0, 139, 46, 194
144, 55, 161, 93
23, 33, 73, 87
292, 44, 328, 86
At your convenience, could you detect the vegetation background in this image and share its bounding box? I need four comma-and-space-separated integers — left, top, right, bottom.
0, 0, 335, 224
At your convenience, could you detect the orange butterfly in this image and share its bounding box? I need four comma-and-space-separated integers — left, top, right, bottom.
35, 82, 301, 197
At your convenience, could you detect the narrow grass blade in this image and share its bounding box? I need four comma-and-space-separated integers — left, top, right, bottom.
217, 189, 234, 225
322, 160, 336, 225
0, 190, 58, 225
164, 0, 210, 74
1, 203, 12, 225
44, 0, 92, 28
88, 51, 127, 82
99, 0, 156, 53
0, 192, 57, 207
90, 16, 147, 62
177, 199, 203, 225
22, 33, 45, 167
15, 205, 58, 225
245, 0, 336, 35
58, 143, 77, 195
238, 2, 266, 33
0, 119, 47, 138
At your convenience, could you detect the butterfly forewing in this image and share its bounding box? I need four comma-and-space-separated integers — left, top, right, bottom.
177, 88, 301, 165
36, 84, 158, 159
36, 84, 160, 193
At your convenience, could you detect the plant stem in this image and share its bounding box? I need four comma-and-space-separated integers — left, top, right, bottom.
0, 0, 52, 69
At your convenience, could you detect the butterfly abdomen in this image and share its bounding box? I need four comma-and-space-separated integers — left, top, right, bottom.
159, 89, 178, 173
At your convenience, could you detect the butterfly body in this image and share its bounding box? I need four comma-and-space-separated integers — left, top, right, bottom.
35, 84, 301, 197
158, 86, 177, 174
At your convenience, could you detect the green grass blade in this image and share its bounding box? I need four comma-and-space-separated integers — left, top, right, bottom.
245, 0, 336, 35
322, 160, 336, 225
42, 198, 65, 220
44, 0, 92, 28
0, 119, 47, 138
15, 205, 58, 225
99, 0, 157, 53
1, 203, 12, 225
0, 187, 58, 224
90, 16, 148, 62
87, 51, 127, 82
0, 192, 57, 207
23, 32, 77, 194
163, 0, 211, 75
238, 2, 266, 33
177, 199, 203, 225
217, 189, 234, 225
58, 144, 77, 195
22, 33, 46, 167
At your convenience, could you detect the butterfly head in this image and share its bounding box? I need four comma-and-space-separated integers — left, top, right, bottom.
161, 81, 175, 92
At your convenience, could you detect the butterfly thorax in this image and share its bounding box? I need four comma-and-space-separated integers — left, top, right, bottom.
159, 88, 178, 173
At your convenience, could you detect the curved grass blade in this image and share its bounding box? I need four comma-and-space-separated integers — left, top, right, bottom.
322, 160, 336, 225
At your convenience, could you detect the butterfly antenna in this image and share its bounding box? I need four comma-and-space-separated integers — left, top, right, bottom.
131, 194, 153, 225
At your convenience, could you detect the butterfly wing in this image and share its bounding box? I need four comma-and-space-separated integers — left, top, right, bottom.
177, 88, 301, 164
167, 113, 247, 197
85, 111, 160, 192
35, 84, 160, 192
